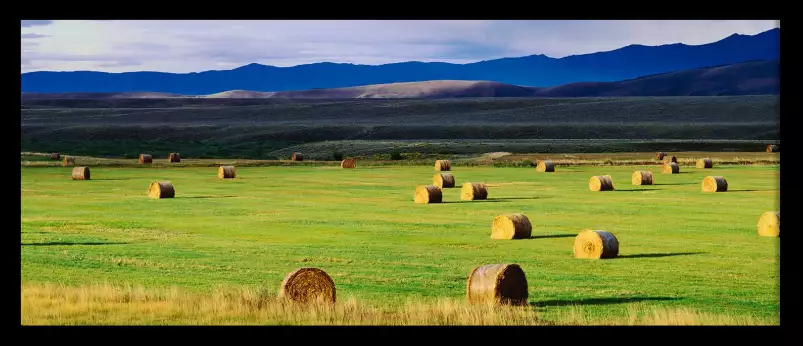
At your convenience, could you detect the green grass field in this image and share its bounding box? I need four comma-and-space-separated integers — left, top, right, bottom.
20, 158, 780, 325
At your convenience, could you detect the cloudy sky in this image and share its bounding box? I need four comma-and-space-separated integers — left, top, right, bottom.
21, 20, 779, 73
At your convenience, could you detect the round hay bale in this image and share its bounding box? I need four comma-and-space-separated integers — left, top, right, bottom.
696, 158, 713, 169
139, 154, 153, 164
491, 214, 532, 240
434, 159, 451, 171
291, 152, 304, 161
589, 175, 614, 191
50, 153, 60, 160
62, 156, 75, 166
663, 155, 677, 164
631, 171, 654, 185
433, 173, 455, 188
573, 229, 619, 259
414, 185, 442, 204
168, 152, 181, 163
535, 160, 555, 172
148, 182, 175, 199
466, 264, 528, 306
71, 166, 90, 180
702, 176, 728, 192
218, 166, 236, 179
340, 158, 356, 168
662, 162, 680, 174
460, 182, 488, 201
278, 268, 336, 305
766, 144, 779, 152
757, 211, 780, 237
656, 152, 667, 160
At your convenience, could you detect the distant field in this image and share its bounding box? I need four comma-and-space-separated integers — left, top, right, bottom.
21, 96, 779, 158
21, 163, 779, 325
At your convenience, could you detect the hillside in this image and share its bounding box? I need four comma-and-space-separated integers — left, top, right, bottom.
20, 28, 779, 94
21, 60, 779, 100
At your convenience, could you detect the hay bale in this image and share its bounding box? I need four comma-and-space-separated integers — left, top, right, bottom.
340, 158, 356, 168
292, 152, 304, 161
461, 182, 488, 201
278, 268, 336, 305
702, 176, 728, 192
62, 156, 75, 166
757, 211, 780, 237
656, 152, 667, 160
766, 144, 779, 152
662, 162, 680, 174
218, 166, 236, 179
50, 153, 60, 160
168, 152, 181, 163
631, 171, 654, 185
535, 160, 555, 172
696, 158, 713, 169
139, 154, 152, 164
433, 173, 455, 188
466, 264, 528, 306
663, 155, 677, 164
589, 175, 614, 191
434, 159, 451, 171
71, 166, 90, 180
414, 185, 442, 204
573, 229, 620, 259
148, 182, 175, 199
491, 214, 532, 240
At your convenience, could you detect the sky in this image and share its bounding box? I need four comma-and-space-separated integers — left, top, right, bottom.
20, 20, 779, 74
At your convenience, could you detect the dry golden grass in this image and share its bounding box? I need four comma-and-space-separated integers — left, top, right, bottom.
20, 284, 774, 325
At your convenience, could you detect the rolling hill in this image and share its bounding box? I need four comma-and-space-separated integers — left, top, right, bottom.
21, 60, 779, 100
20, 28, 779, 94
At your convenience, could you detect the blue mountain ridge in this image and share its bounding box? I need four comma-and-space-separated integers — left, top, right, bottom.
20, 28, 779, 95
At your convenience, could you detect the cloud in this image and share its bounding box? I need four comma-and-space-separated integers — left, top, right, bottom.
21, 20, 53, 28
20, 20, 779, 73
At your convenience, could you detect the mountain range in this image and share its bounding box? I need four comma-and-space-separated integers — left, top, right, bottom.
20, 28, 780, 96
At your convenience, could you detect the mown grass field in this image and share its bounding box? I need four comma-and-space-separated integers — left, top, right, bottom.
20, 157, 780, 325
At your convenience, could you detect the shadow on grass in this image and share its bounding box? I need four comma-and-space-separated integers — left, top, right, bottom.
727, 189, 776, 193
615, 188, 659, 192
94, 178, 134, 181
655, 183, 696, 186
618, 252, 706, 259
22, 241, 129, 246
531, 296, 680, 308
180, 195, 240, 199
442, 196, 550, 204
530, 234, 576, 239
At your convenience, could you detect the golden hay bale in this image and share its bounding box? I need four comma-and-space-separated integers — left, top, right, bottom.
631, 171, 654, 185
139, 154, 153, 164
168, 152, 181, 163
574, 229, 620, 259
589, 175, 614, 191
461, 182, 488, 201
696, 158, 713, 169
656, 152, 667, 160
662, 162, 680, 174
466, 264, 528, 306
148, 182, 175, 199
71, 166, 90, 180
663, 155, 677, 164
491, 214, 532, 240
292, 152, 304, 161
757, 211, 780, 237
766, 144, 779, 152
340, 158, 357, 169
433, 173, 456, 188
414, 185, 442, 204
535, 160, 555, 172
50, 153, 60, 160
701, 176, 728, 192
278, 268, 336, 305
434, 159, 451, 171
218, 166, 236, 179
62, 156, 75, 166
